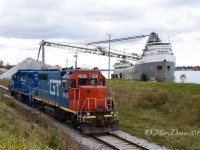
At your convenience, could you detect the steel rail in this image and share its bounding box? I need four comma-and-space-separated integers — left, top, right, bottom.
91, 133, 149, 150
108, 132, 149, 150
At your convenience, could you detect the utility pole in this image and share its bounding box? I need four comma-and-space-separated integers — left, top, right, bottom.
42, 45, 45, 63
66, 58, 68, 68
107, 34, 111, 79
74, 52, 78, 69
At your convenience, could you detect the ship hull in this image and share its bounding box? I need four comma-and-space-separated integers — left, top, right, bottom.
113, 61, 175, 82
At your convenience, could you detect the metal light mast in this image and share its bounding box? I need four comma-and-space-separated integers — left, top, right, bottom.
42, 44, 45, 63
107, 34, 111, 79
74, 52, 78, 68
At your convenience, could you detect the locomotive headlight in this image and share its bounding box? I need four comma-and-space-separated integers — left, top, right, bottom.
110, 111, 114, 115
77, 74, 87, 78
86, 112, 90, 116
92, 74, 98, 78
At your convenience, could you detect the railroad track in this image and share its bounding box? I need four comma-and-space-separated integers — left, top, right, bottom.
0, 86, 9, 94
91, 132, 149, 150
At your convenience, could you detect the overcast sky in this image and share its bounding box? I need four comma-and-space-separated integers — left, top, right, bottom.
0, 0, 200, 69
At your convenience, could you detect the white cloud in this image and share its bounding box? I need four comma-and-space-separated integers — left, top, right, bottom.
0, 0, 200, 67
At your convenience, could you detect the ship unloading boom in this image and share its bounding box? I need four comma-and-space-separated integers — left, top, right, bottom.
37, 34, 149, 63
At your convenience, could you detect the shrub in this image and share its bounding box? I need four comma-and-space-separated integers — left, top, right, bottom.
5, 98, 16, 108
48, 128, 58, 148
0, 93, 16, 108
0, 79, 11, 87
161, 103, 170, 113
137, 89, 168, 109
181, 95, 200, 125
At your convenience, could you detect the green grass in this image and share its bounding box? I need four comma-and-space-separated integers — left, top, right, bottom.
107, 79, 200, 150
0, 79, 10, 87
0, 92, 81, 150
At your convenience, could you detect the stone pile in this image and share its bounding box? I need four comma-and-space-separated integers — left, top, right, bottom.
0, 57, 49, 79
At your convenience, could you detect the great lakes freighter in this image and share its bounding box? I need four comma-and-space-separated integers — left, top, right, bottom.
113, 32, 176, 82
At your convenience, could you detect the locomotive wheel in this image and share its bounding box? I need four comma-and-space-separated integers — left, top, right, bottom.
71, 115, 78, 128
10, 90, 15, 96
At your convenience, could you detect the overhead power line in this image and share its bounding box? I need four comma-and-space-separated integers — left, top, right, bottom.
87, 35, 149, 45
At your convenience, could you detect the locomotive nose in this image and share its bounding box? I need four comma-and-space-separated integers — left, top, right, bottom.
97, 116, 105, 126
80, 86, 107, 99
79, 86, 107, 111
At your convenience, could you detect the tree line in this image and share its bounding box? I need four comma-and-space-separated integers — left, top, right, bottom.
176, 66, 200, 71
0, 60, 14, 69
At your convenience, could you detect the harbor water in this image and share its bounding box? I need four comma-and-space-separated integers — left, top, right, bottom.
102, 71, 200, 84
174, 71, 200, 84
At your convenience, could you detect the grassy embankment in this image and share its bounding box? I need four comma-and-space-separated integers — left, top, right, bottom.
107, 79, 200, 150
1, 79, 200, 149
0, 79, 81, 150
0, 79, 10, 87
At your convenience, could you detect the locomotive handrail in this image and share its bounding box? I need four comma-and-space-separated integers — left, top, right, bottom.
110, 87, 115, 102
79, 98, 97, 122
70, 88, 80, 113
80, 97, 115, 113
70, 88, 81, 117
105, 97, 113, 110
14, 84, 29, 94
34, 88, 59, 105
80, 98, 98, 112
27, 86, 31, 95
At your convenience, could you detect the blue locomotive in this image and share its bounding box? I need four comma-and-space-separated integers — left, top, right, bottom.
10, 68, 119, 134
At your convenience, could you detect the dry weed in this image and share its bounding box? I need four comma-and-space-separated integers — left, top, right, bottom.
181, 95, 200, 125
137, 89, 168, 109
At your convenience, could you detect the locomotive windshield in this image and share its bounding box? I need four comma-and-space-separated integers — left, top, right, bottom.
78, 79, 97, 86
78, 79, 104, 86
78, 79, 87, 85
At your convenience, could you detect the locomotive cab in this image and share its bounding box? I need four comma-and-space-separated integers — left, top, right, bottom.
67, 69, 119, 134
